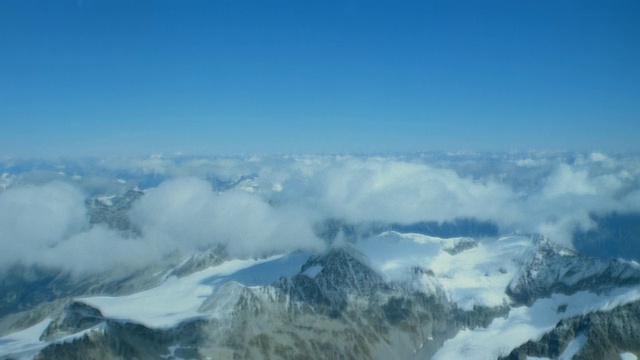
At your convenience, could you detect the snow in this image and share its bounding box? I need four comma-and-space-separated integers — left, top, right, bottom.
78, 253, 309, 329
6, 231, 640, 359
0, 318, 51, 360
433, 286, 640, 360
354, 232, 447, 285
621, 352, 638, 360
302, 265, 323, 278
97, 195, 115, 206
558, 333, 588, 360
355, 232, 534, 310
353, 229, 640, 359
199, 281, 248, 319
0, 318, 108, 360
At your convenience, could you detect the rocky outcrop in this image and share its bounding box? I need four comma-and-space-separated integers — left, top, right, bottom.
507, 237, 640, 305
442, 237, 477, 255
502, 300, 640, 360
279, 248, 390, 315
40, 301, 104, 341
35, 319, 206, 360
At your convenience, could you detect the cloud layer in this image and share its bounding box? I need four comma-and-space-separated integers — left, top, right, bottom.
130, 177, 323, 258
1, 152, 639, 275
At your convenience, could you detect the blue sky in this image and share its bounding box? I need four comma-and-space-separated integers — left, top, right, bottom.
1, 0, 639, 156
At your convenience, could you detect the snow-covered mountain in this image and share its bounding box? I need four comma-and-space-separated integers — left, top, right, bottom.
2, 152, 640, 360
2, 222, 640, 359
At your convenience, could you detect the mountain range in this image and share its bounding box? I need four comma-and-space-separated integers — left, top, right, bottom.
2, 188, 640, 360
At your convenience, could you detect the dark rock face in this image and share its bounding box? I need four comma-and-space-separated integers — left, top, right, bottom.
503, 300, 640, 360
281, 248, 389, 315
442, 237, 478, 255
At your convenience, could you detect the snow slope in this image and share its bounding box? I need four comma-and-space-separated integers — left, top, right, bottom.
355, 232, 534, 310
432, 286, 640, 360
0, 319, 51, 360
78, 252, 309, 329
355, 232, 640, 359
0, 318, 108, 360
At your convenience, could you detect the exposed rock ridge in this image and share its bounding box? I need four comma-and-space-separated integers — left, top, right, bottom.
507, 237, 640, 305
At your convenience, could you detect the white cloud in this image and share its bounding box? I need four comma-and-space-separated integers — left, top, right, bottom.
542, 164, 597, 197
39, 226, 162, 276
0, 182, 87, 265
2, 153, 640, 274
0, 176, 325, 274
589, 152, 610, 163
130, 177, 324, 258
515, 158, 548, 167
271, 155, 640, 248
294, 157, 517, 225
514, 159, 638, 246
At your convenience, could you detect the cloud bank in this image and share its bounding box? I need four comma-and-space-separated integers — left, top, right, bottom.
1, 152, 639, 275
130, 177, 323, 258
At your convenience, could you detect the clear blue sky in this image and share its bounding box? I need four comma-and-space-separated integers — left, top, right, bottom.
1, 0, 639, 156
